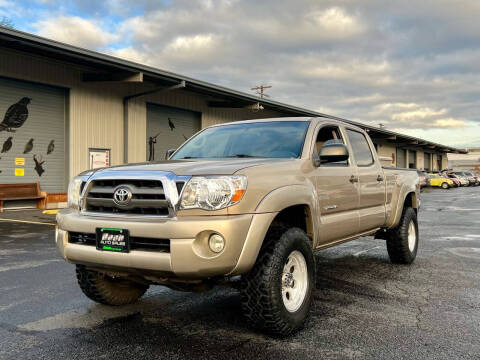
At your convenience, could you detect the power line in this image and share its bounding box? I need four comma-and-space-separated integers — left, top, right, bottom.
251, 84, 272, 98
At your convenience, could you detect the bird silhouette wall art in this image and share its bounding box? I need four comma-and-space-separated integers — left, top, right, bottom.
47, 140, 55, 154
168, 117, 175, 131
33, 154, 45, 176
1, 137, 13, 153
24, 138, 34, 154
0, 97, 32, 132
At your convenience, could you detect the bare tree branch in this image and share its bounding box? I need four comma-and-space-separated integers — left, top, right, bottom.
0, 17, 14, 29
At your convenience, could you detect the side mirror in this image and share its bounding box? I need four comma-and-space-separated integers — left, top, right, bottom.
165, 148, 176, 160
319, 143, 349, 165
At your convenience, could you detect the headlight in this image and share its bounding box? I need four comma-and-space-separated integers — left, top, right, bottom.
67, 176, 84, 209
179, 176, 247, 211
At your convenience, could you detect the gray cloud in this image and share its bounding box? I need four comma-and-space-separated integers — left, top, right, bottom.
31, 0, 480, 146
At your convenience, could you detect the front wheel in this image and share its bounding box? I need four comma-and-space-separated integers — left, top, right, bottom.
240, 227, 315, 336
386, 207, 419, 264
441, 182, 449, 189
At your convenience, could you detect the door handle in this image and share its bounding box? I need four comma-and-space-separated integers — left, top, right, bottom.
349, 175, 359, 183
377, 175, 384, 182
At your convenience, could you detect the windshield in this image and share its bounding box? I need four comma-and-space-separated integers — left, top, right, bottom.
171, 121, 310, 160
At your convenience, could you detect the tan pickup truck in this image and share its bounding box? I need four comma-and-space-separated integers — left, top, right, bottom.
56, 117, 420, 336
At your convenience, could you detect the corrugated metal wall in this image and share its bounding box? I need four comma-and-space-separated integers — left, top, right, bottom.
69, 84, 124, 176
416, 151, 424, 170
375, 142, 396, 166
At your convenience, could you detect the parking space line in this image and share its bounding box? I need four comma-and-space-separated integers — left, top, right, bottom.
0, 218, 56, 226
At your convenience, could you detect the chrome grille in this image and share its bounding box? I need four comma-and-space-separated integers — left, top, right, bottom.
85, 179, 170, 216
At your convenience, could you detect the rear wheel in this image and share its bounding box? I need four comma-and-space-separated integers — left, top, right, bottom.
385, 207, 419, 264
441, 182, 449, 189
76, 265, 149, 305
240, 226, 315, 336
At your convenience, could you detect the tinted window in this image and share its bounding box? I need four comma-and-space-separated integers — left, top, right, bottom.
171, 121, 309, 159
346, 129, 374, 166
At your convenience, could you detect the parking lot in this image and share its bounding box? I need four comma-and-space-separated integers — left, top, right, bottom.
0, 187, 479, 360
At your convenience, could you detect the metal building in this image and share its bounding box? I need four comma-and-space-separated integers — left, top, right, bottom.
448, 148, 480, 173
0, 26, 464, 207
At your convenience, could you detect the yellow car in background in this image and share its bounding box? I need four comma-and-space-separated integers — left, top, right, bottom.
427, 174, 454, 189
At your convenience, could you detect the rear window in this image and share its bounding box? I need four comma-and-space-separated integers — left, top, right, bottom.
346, 129, 374, 166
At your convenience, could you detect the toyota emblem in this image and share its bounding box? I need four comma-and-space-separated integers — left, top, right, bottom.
113, 186, 132, 206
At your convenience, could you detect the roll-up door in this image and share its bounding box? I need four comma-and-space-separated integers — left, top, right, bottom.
146, 104, 201, 161
0, 77, 66, 192
396, 148, 406, 168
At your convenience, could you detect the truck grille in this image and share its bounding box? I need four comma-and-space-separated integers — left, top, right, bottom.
68, 232, 170, 252
84, 179, 170, 216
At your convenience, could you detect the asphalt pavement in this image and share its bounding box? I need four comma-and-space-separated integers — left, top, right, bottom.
0, 187, 479, 359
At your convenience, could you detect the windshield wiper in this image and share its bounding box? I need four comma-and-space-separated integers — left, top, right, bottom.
226, 154, 258, 158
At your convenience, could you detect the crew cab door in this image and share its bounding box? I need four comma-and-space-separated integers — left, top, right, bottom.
313, 124, 360, 246
344, 128, 387, 232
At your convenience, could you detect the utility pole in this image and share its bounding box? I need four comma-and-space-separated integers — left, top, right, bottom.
251, 85, 272, 98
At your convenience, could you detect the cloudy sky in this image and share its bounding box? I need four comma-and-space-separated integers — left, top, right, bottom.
1, 0, 480, 147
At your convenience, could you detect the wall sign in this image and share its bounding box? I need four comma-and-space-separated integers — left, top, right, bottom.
15, 168, 24, 176
89, 148, 111, 169
15, 157, 25, 166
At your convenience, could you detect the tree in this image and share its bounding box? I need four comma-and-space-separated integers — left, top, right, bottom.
0, 17, 14, 29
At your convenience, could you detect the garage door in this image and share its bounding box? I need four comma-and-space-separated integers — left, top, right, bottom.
146, 104, 201, 161
0, 77, 66, 193
424, 152, 431, 170
396, 148, 406, 168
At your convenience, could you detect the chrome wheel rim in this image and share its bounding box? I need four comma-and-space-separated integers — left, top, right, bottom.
408, 221, 416, 252
281, 250, 308, 313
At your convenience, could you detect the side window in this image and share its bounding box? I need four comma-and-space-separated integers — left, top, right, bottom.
315, 126, 348, 166
346, 129, 374, 166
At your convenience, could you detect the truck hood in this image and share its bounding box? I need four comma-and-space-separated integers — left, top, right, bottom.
95, 158, 293, 176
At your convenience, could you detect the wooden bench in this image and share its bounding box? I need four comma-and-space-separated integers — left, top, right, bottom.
0, 182, 46, 212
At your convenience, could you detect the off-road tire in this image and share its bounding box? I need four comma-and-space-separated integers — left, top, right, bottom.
240, 226, 315, 337
441, 182, 449, 189
76, 265, 149, 305
386, 207, 419, 264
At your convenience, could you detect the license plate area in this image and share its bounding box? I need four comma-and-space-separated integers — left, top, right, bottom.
96, 228, 130, 253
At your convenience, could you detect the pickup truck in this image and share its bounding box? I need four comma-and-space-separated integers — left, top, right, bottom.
56, 117, 420, 336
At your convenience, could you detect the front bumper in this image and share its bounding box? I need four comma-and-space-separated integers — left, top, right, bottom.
56, 209, 276, 278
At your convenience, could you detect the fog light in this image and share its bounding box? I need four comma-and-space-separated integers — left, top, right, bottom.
209, 233, 225, 253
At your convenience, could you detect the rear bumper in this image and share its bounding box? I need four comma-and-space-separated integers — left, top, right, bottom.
56, 209, 277, 278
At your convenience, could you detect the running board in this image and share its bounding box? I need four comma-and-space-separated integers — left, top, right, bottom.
314, 228, 380, 251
